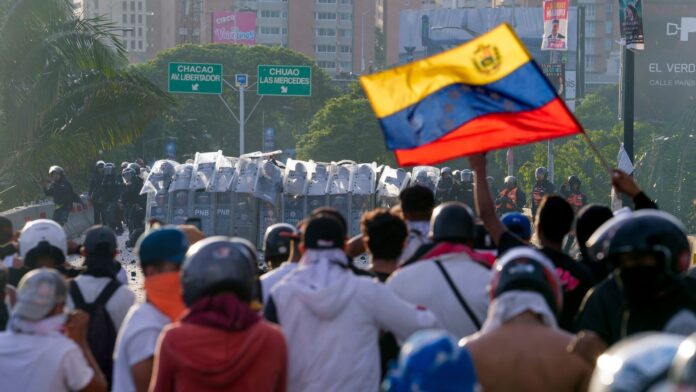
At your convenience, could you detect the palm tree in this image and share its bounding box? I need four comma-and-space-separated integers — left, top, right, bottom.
0, 0, 172, 206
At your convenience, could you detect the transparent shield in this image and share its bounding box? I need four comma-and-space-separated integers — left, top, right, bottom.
377, 166, 411, 208
140, 160, 178, 195
234, 158, 259, 194
283, 159, 309, 196
169, 164, 194, 193
410, 166, 440, 194
168, 189, 190, 225
253, 160, 283, 206
231, 193, 259, 247
190, 151, 220, 190
208, 156, 238, 193
145, 192, 169, 223
213, 192, 233, 235
190, 190, 214, 235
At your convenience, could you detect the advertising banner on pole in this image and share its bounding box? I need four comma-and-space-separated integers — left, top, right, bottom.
211, 11, 257, 45
542, 0, 569, 51
619, 0, 645, 50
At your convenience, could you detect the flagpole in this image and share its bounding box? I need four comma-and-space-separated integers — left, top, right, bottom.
580, 132, 613, 175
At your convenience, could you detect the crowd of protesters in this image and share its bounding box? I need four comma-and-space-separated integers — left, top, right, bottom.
0, 153, 694, 391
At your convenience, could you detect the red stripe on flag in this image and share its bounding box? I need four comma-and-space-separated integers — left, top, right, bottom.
394, 98, 581, 166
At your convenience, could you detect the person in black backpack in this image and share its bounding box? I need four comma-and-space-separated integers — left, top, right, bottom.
67, 226, 135, 386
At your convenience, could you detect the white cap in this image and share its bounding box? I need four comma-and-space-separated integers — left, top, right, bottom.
19, 219, 67, 259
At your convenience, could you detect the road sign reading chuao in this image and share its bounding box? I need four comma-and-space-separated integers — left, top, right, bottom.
168, 62, 223, 94
258, 65, 311, 96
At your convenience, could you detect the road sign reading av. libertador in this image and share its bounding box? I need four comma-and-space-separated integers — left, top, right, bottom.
168, 62, 223, 94
257, 65, 312, 96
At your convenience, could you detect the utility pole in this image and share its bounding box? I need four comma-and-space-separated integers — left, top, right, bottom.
623, 47, 635, 164
239, 83, 245, 155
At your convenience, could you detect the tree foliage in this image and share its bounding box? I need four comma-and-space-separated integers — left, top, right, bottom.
0, 0, 171, 207
133, 44, 337, 162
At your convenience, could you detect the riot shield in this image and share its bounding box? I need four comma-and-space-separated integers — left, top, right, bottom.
231, 158, 260, 246
190, 191, 214, 235
141, 160, 177, 223
255, 160, 283, 246
377, 166, 411, 208
210, 156, 238, 236
305, 161, 329, 214
327, 163, 352, 227
281, 159, 309, 228
189, 151, 220, 191
410, 166, 440, 195
168, 163, 194, 225
348, 163, 377, 236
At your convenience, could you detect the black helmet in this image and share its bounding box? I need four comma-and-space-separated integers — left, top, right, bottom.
429, 202, 475, 242
504, 176, 517, 187
568, 175, 581, 187
587, 210, 691, 274
490, 247, 562, 315
461, 169, 473, 183
263, 223, 298, 260
181, 236, 259, 305
535, 167, 548, 179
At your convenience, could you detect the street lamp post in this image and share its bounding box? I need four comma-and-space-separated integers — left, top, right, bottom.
361, 11, 368, 72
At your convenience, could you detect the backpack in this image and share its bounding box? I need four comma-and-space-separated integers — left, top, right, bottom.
69, 279, 120, 386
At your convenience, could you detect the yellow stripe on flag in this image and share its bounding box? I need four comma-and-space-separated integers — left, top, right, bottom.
360, 23, 532, 119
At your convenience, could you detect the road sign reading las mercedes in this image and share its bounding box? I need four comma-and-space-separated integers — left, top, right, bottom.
258, 65, 312, 96
168, 62, 223, 94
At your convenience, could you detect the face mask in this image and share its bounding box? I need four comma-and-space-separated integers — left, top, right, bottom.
620, 265, 668, 306
10, 313, 67, 335
144, 271, 187, 321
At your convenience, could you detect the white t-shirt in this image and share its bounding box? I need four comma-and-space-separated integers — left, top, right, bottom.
66, 275, 136, 330
0, 331, 94, 392
260, 262, 298, 305
112, 302, 170, 392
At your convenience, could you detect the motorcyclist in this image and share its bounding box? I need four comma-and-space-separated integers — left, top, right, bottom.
495, 176, 526, 215
561, 175, 587, 214
531, 167, 555, 218
89, 161, 106, 225
576, 210, 696, 346
42, 166, 82, 226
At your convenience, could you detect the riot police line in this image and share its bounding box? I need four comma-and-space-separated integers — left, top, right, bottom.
141, 151, 459, 251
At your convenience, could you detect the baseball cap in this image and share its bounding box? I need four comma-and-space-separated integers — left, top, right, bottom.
19, 219, 67, 259
137, 227, 189, 266
303, 216, 345, 250
501, 212, 532, 240
12, 268, 67, 321
82, 225, 117, 255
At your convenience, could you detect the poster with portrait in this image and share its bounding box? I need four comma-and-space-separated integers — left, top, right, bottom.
541, 0, 569, 51
619, 0, 645, 50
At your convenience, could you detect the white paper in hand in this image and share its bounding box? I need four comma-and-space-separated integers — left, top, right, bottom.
617, 143, 634, 175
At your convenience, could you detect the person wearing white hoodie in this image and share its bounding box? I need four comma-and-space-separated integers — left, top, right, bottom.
264, 215, 439, 392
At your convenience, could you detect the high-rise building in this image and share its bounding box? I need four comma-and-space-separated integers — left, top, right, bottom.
577, 0, 621, 80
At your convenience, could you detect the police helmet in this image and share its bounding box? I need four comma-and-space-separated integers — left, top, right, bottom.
535, 167, 548, 179
263, 223, 298, 260
429, 202, 476, 242
568, 175, 581, 187
95, 160, 105, 170
441, 167, 452, 175
127, 162, 141, 172
587, 210, 691, 274
490, 247, 562, 315
181, 236, 259, 305
589, 333, 683, 392
461, 169, 473, 183
504, 176, 517, 187
501, 212, 532, 240
48, 165, 64, 175
121, 167, 136, 184
103, 163, 114, 176
120, 162, 129, 170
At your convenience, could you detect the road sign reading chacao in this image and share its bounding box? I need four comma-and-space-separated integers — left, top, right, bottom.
257, 65, 311, 96
168, 62, 223, 94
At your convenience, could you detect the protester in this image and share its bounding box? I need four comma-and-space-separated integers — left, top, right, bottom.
574, 204, 615, 282
261, 222, 302, 305
89, 161, 106, 225
461, 247, 591, 391
112, 228, 189, 392
0, 268, 107, 391
0, 267, 14, 330
263, 223, 300, 270
384, 329, 478, 392
397, 185, 435, 264
500, 212, 532, 244
16, 219, 79, 283
388, 202, 491, 338
42, 165, 83, 226
151, 237, 287, 392
531, 167, 555, 218
66, 226, 135, 386
360, 209, 408, 282
0, 216, 17, 268
264, 215, 439, 392
576, 209, 696, 346
470, 153, 594, 331
560, 175, 587, 214
495, 176, 526, 215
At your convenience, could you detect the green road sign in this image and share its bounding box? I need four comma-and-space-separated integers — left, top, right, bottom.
257, 65, 312, 96
168, 62, 223, 94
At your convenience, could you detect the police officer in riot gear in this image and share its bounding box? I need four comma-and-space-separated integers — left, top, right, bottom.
457, 169, 475, 208
495, 176, 526, 215
531, 167, 554, 218
436, 167, 455, 203
42, 166, 82, 226
561, 175, 587, 214
120, 167, 147, 246
89, 161, 106, 224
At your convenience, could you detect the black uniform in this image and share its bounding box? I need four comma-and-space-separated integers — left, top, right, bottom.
44, 177, 81, 226
531, 180, 555, 217
120, 176, 147, 233
89, 171, 105, 224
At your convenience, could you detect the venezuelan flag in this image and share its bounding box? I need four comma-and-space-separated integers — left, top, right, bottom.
360, 24, 582, 166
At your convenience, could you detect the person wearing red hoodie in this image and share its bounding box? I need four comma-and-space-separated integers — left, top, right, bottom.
150, 237, 287, 392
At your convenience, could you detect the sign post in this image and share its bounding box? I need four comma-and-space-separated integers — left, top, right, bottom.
257, 65, 312, 96
168, 62, 223, 94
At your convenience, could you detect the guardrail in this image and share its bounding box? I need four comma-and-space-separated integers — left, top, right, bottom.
0, 196, 94, 238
